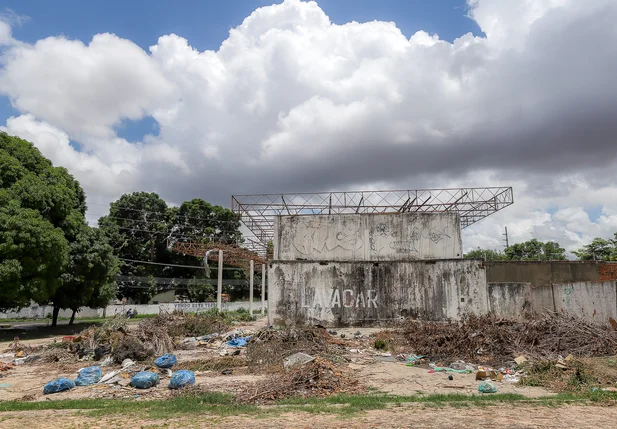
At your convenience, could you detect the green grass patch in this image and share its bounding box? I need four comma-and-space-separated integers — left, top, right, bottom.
4, 391, 617, 419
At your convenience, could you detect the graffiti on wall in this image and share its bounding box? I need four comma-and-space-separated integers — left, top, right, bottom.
301, 288, 378, 308
293, 221, 364, 255
289, 218, 453, 258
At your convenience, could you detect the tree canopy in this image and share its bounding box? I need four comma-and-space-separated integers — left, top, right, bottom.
0, 132, 119, 323
98, 192, 244, 303
573, 234, 617, 261
464, 239, 567, 261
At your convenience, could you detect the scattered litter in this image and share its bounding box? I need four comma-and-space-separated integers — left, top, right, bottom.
0, 362, 14, 371
328, 331, 337, 336
428, 364, 472, 374
180, 337, 198, 350
284, 352, 315, 368
168, 370, 195, 389
122, 359, 136, 369
476, 369, 503, 381
75, 366, 102, 386
0, 383, 11, 388
227, 336, 251, 348
99, 370, 120, 384
502, 374, 521, 383
221, 369, 233, 375
448, 375, 454, 380
348, 349, 360, 354
131, 371, 160, 389
478, 380, 498, 394
402, 354, 424, 366
154, 353, 177, 369
100, 356, 114, 367
219, 350, 229, 357
43, 378, 75, 394
450, 360, 475, 371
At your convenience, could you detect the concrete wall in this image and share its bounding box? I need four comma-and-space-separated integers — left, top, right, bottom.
486, 281, 617, 325
268, 259, 487, 326
274, 212, 462, 262
553, 281, 617, 323
0, 300, 267, 320
485, 261, 601, 285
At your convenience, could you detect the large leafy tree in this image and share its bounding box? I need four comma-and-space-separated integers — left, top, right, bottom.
98, 192, 172, 303
54, 226, 120, 325
464, 239, 567, 261
505, 239, 567, 261
1, 133, 118, 321
99, 194, 245, 302
0, 133, 79, 309
574, 235, 617, 261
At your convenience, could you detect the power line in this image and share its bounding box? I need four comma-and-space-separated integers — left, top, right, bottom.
118, 257, 244, 271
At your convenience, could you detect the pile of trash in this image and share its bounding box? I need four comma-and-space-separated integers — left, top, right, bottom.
42, 353, 196, 394
402, 312, 617, 365
236, 357, 360, 403
246, 327, 343, 371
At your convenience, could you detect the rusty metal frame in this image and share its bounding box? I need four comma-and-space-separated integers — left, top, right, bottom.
232, 187, 514, 250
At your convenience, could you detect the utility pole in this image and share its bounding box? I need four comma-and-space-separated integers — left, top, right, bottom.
503, 226, 509, 249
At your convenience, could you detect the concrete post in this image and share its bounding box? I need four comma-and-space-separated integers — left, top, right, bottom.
249, 259, 254, 317
261, 264, 266, 316
217, 250, 223, 312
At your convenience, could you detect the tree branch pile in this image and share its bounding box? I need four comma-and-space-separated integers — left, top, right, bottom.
402, 312, 617, 365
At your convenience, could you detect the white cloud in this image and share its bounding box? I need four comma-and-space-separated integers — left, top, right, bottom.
1, 0, 617, 253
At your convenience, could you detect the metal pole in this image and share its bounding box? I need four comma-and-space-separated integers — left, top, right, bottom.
261, 263, 266, 316
217, 250, 223, 312
249, 259, 254, 317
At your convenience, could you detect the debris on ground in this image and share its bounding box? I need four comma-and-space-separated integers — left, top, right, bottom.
478, 380, 498, 393
168, 370, 195, 389
237, 357, 360, 404
131, 371, 160, 389
74, 366, 103, 386
400, 313, 617, 365
284, 352, 315, 368
246, 327, 343, 372
154, 353, 178, 369
43, 378, 75, 394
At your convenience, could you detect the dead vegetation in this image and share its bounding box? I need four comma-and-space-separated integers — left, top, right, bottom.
398, 313, 617, 365
245, 327, 344, 372
176, 356, 247, 372
236, 357, 361, 404
519, 357, 617, 392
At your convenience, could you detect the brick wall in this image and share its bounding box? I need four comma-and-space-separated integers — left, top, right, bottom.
599, 263, 617, 281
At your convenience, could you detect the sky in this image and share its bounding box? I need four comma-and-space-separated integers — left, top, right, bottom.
1, 0, 617, 256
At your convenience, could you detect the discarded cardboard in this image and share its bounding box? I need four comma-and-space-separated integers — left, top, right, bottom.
514, 355, 528, 366
284, 352, 315, 368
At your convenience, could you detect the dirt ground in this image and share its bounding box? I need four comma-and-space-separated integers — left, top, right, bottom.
0, 319, 552, 401
2, 405, 617, 429
0, 318, 554, 402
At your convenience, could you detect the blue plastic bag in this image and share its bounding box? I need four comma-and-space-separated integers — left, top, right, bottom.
43, 378, 75, 394
74, 366, 102, 386
227, 336, 251, 348
168, 370, 196, 389
154, 353, 177, 369
131, 371, 160, 389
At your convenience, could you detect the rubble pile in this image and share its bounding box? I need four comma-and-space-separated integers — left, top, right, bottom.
402, 313, 617, 364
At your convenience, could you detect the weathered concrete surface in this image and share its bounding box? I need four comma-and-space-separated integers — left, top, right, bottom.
487, 283, 532, 319
553, 281, 617, 324
485, 261, 601, 286
274, 212, 462, 262
268, 259, 487, 326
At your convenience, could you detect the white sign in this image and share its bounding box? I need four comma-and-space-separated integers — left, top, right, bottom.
173, 302, 217, 310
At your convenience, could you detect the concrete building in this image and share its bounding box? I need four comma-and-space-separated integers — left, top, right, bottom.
268, 212, 617, 327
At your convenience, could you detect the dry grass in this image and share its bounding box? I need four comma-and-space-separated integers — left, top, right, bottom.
176, 356, 247, 372
520, 357, 617, 393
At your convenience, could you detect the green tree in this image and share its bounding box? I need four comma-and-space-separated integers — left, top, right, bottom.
573, 235, 617, 260
53, 226, 120, 325
0, 133, 83, 310
464, 248, 508, 260
186, 278, 216, 302
98, 192, 171, 302
504, 239, 567, 260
